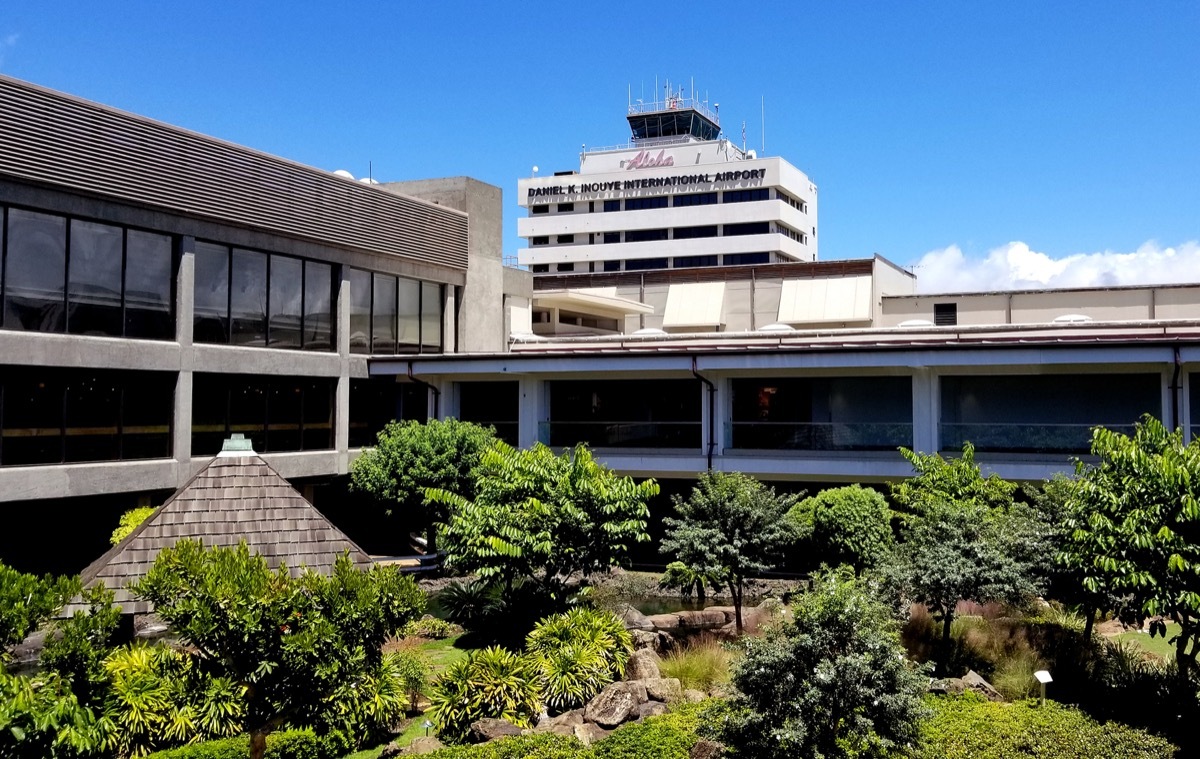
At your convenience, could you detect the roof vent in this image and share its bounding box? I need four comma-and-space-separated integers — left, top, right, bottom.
758, 322, 794, 332
1053, 313, 1093, 324
897, 319, 936, 328
631, 327, 668, 337
219, 434, 256, 457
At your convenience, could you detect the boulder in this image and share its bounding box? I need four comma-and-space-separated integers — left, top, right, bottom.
643, 677, 683, 702
625, 679, 649, 704
648, 613, 681, 630
573, 722, 612, 746
636, 701, 670, 719
690, 738, 727, 759
675, 610, 727, 629
379, 742, 402, 759
705, 606, 737, 624
584, 682, 637, 728
625, 648, 662, 681
683, 688, 707, 703
927, 678, 966, 697
403, 736, 446, 755
615, 603, 655, 631
962, 670, 1005, 702
469, 717, 523, 743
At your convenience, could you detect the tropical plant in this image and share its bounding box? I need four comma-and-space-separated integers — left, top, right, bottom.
350, 418, 498, 553
661, 471, 800, 632
130, 540, 425, 759
0, 667, 108, 759
712, 567, 928, 759
802, 484, 893, 574
427, 647, 540, 744
111, 507, 157, 546
431, 442, 657, 592
0, 560, 80, 659
41, 584, 122, 708
526, 608, 632, 712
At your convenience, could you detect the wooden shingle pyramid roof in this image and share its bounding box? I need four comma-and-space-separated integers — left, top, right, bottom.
78, 450, 372, 614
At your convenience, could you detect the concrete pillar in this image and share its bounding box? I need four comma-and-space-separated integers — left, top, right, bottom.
335, 268, 352, 471
518, 376, 548, 448
911, 368, 938, 454
173, 238, 195, 481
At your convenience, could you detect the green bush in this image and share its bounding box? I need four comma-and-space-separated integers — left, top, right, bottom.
402, 615, 461, 640
428, 646, 541, 744
143, 728, 344, 759
421, 733, 584, 759
917, 694, 1178, 758
591, 702, 707, 759
526, 608, 633, 713
111, 506, 157, 545
804, 485, 893, 574
0, 668, 108, 759
658, 637, 734, 694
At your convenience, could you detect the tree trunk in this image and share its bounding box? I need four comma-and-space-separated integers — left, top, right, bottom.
249, 729, 267, 759
936, 611, 954, 677
1082, 607, 1095, 643
697, 579, 707, 603
426, 524, 438, 556
732, 578, 744, 634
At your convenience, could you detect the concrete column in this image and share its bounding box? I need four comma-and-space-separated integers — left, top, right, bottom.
518, 376, 548, 448
173, 238, 195, 481
444, 286, 458, 354
911, 368, 938, 454
335, 268, 352, 472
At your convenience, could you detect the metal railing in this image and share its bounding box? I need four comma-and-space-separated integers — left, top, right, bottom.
725, 422, 913, 452
939, 423, 1136, 454
539, 421, 701, 449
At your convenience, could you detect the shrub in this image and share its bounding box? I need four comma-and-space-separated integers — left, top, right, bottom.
0, 561, 79, 654
658, 636, 734, 694
0, 668, 108, 759
591, 702, 706, 759
420, 733, 584, 759
526, 608, 632, 713
428, 647, 541, 744
658, 562, 719, 601
143, 729, 345, 759
40, 584, 122, 708
917, 694, 1178, 758
111, 506, 157, 545
402, 615, 461, 640
526, 608, 632, 680
804, 485, 893, 574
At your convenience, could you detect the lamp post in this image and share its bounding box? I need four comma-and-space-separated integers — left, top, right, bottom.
1034, 669, 1053, 706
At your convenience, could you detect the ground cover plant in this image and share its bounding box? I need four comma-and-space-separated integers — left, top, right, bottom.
657, 635, 734, 694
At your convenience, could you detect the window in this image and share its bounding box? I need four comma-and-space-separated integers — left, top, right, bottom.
723, 222, 770, 237
724, 252, 770, 266
774, 224, 807, 244
397, 277, 420, 352
532, 236, 549, 246
557, 263, 575, 273
934, 303, 958, 326
624, 257, 668, 271
673, 226, 718, 240
532, 264, 550, 273
603, 232, 621, 244
191, 373, 334, 456
347, 268, 442, 355
5, 208, 67, 332
557, 203, 575, 212
0, 366, 174, 466
531, 205, 549, 215
372, 273, 398, 353
458, 382, 519, 446
603, 260, 621, 272
776, 190, 807, 213
420, 282, 443, 353
124, 230, 174, 339
195, 244, 332, 350
556, 234, 575, 244
625, 228, 669, 243
67, 220, 123, 336
348, 378, 427, 447
672, 192, 718, 207
547, 379, 701, 449
625, 196, 668, 211
723, 188, 770, 203
673, 255, 719, 268
603, 200, 621, 213
348, 268, 371, 354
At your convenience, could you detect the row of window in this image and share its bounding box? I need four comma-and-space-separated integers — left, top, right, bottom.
0, 366, 174, 466
347, 269, 443, 355
531, 252, 776, 274
0, 207, 174, 339
191, 374, 335, 456
529, 188, 802, 215
532, 223, 790, 247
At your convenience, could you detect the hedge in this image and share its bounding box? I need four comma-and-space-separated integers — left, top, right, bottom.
143, 729, 349, 759
917, 694, 1178, 758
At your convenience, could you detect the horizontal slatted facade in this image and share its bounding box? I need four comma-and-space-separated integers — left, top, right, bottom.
532, 259, 875, 290
0, 76, 468, 269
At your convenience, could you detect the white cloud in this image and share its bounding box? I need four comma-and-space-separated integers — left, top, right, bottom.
0, 34, 18, 67
912, 240, 1200, 294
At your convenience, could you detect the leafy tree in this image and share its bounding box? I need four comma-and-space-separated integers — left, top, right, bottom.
1, 561, 80, 659
801, 485, 893, 575
661, 471, 800, 633
350, 418, 498, 554
658, 561, 721, 602
431, 442, 656, 591
41, 585, 122, 708
711, 568, 928, 759
0, 668, 108, 759
1058, 417, 1200, 689
130, 540, 425, 759
890, 444, 1017, 517
110, 507, 157, 546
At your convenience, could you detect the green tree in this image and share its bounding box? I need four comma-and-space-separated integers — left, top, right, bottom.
799, 485, 893, 575
0, 668, 108, 759
1, 561, 80, 660
41, 585, 122, 708
890, 444, 1017, 517
661, 471, 800, 633
431, 442, 656, 591
712, 568, 928, 759
350, 418, 498, 554
130, 540, 425, 759
1058, 417, 1200, 689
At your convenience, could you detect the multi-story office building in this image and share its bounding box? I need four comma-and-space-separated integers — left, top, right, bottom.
0, 75, 520, 570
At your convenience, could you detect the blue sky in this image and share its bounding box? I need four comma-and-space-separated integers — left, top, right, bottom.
2, 2, 1198, 291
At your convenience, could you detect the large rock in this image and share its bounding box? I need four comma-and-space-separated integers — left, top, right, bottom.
625, 648, 662, 681
584, 682, 637, 728
636, 701, 670, 719
379, 742, 402, 759
625, 679, 649, 704
615, 603, 655, 631
573, 722, 612, 746
690, 738, 727, 759
648, 613, 681, 630
403, 737, 446, 755
675, 610, 727, 629
683, 688, 707, 703
962, 670, 1005, 702
631, 629, 676, 653
643, 677, 683, 702
705, 606, 737, 624
469, 718, 523, 743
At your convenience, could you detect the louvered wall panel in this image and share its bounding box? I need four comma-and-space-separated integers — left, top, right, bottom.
0, 76, 468, 269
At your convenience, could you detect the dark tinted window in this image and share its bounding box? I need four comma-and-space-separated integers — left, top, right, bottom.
673, 255, 719, 268
673, 192, 718, 207
397, 278, 421, 353
349, 268, 371, 354
2, 369, 64, 465
532, 205, 549, 214
603, 260, 622, 272
230, 249, 268, 346
673, 226, 718, 240
193, 242, 229, 343
603, 200, 621, 212
723, 188, 770, 203
372, 274, 398, 354
65, 373, 120, 462
625, 196, 668, 210
125, 230, 173, 339
67, 220, 123, 336
723, 222, 770, 236
6, 209, 66, 332
421, 282, 442, 352
268, 255, 303, 349
303, 261, 333, 351
603, 232, 621, 244
723, 252, 769, 266
624, 257, 668, 271
625, 229, 668, 243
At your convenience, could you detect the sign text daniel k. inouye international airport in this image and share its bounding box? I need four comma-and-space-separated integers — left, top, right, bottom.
527, 149, 766, 199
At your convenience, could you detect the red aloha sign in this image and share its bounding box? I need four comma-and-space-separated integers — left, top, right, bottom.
625, 149, 675, 170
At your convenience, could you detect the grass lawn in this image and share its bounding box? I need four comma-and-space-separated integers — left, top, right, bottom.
1114, 623, 1180, 661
